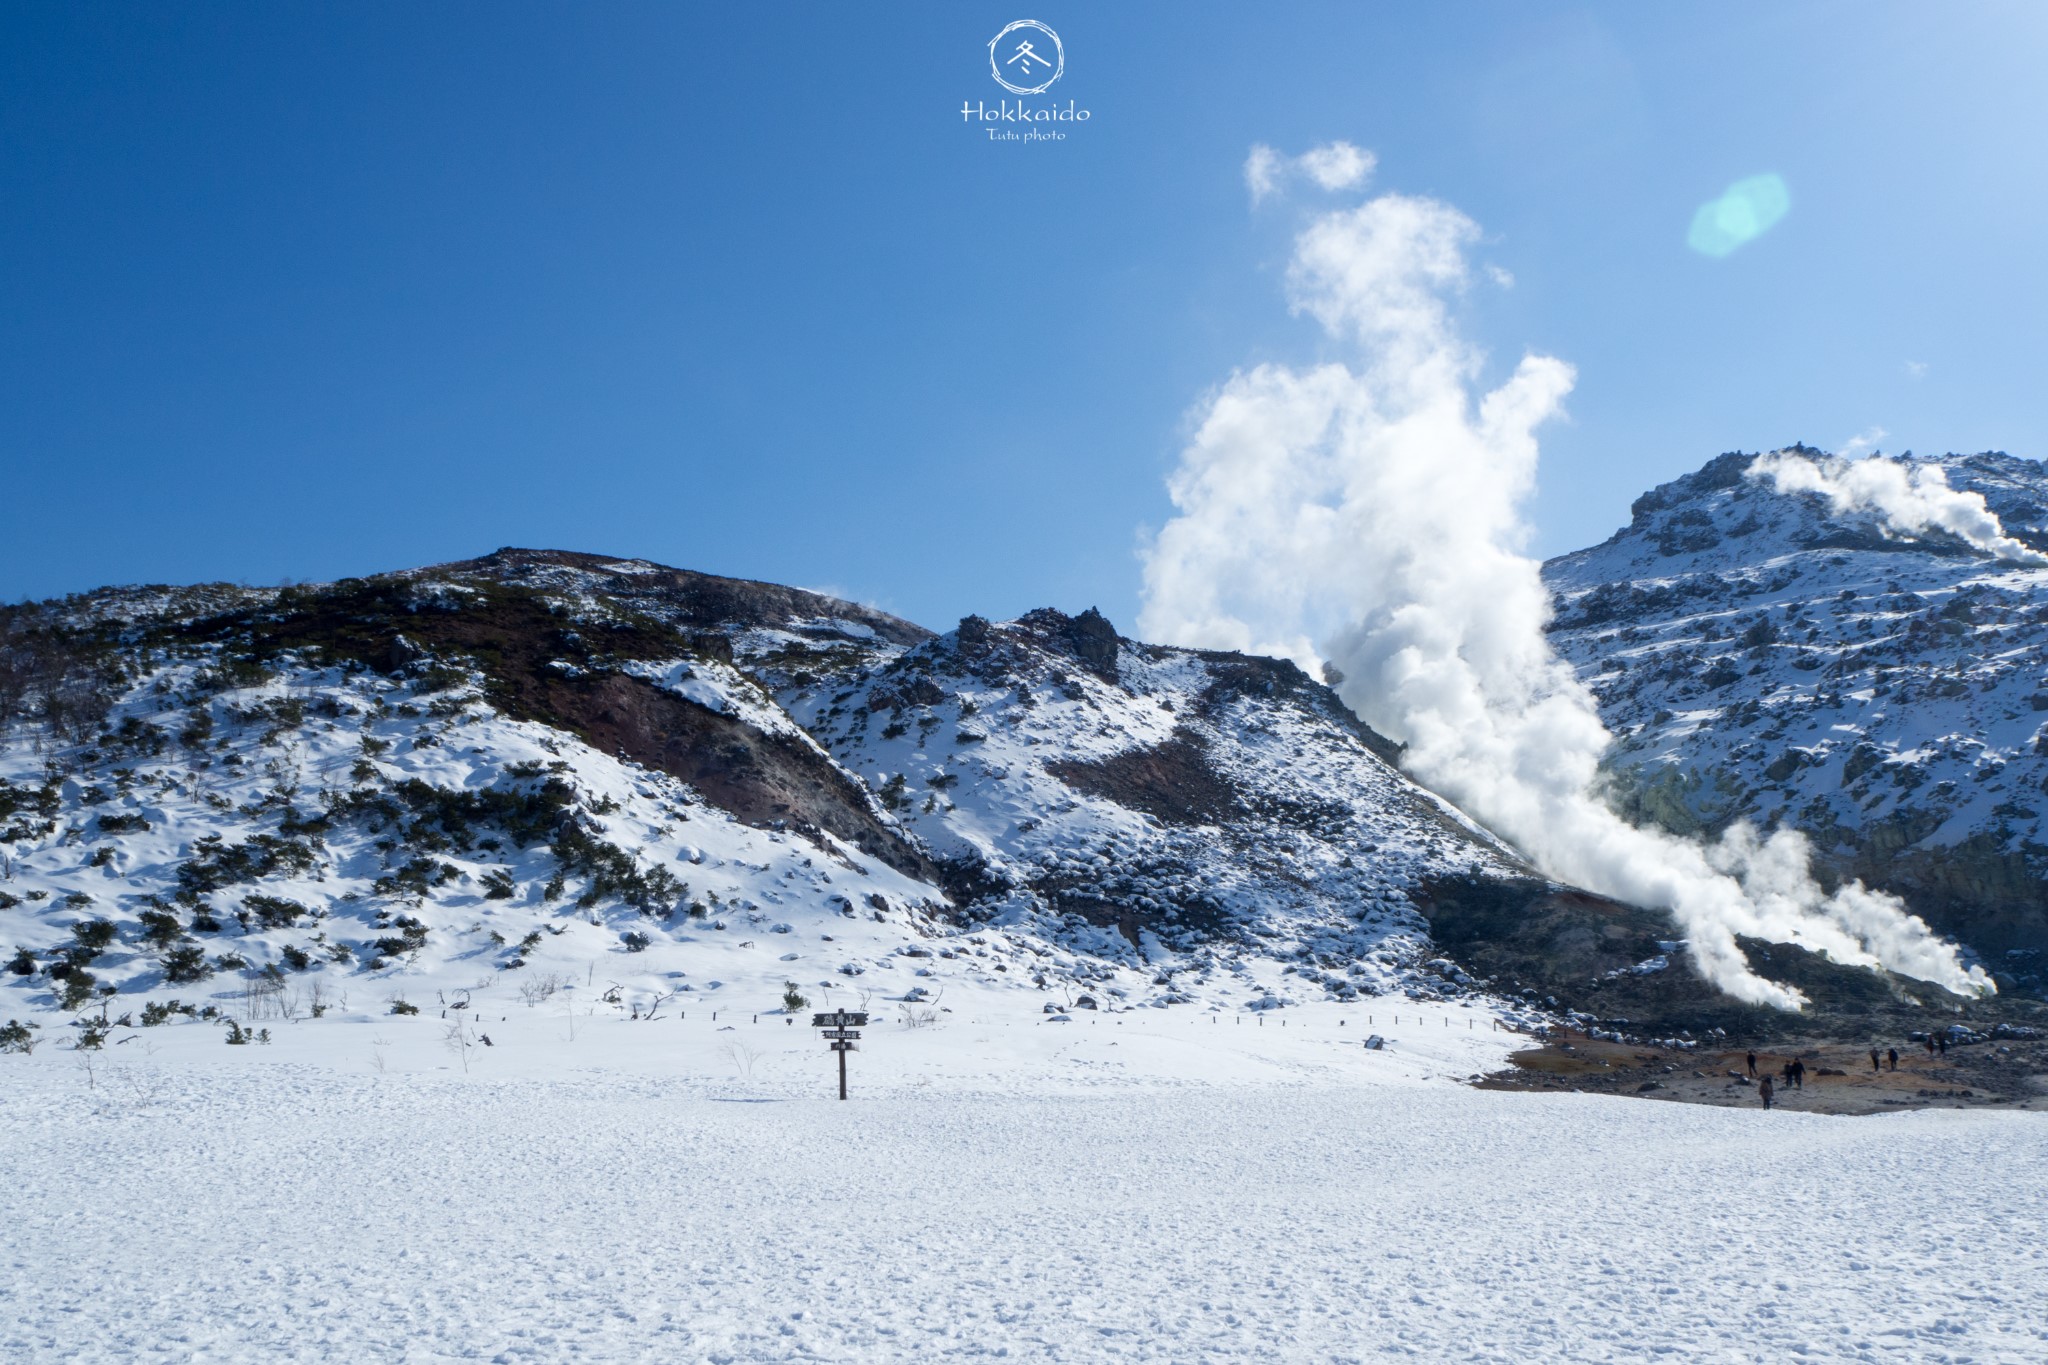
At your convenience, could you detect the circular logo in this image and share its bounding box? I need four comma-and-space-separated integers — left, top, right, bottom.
989, 20, 1064, 95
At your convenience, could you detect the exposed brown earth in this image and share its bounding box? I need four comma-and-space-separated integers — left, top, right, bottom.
1045, 729, 1245, 827
1480, 1032, 2048, 1115
566, 673, 937, 882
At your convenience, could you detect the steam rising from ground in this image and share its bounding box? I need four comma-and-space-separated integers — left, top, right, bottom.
1749, 449, 2047, 564
1140, 148, 1991, 1007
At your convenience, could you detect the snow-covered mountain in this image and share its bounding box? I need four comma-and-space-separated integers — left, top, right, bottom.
9, 542, 2035, 1052
0, 549, 1579, 1042
1546, 448, 2048, 990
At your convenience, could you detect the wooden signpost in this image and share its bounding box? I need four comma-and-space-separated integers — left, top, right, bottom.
811, 1010, 868, 1099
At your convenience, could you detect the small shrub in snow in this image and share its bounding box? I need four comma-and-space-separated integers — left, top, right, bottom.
55, 971, 97, 1011
388, 998, 419, 1015
161, 944, 214, 984
518, 973, 566, 1006
7, 947, 34, 976
176, 832, 320, 895
550, 825, 683, 913
0, 1019, 40, 1053
244, 895, 309, 929
179, 710, 215, 748
280, 945, 312, 971
137, 906, 184, 950
480, 868, 517, 899
371, 915, 429, 958
782, 981, 809, 1013
71, 918, 117, 952
621, 931, 651, 953
140, 999, 194, 1026
373, 857, 457, 899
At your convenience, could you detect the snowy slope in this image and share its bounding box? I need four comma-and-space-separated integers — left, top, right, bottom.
5, 1050, 2044, 1364
751, 607, 1528, 1008
0, 551, 1563, 1050
0, 656, 946, 1027
1545, 448, 2048, 985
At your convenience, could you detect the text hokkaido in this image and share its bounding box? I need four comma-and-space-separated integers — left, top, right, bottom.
960, 100, 1091, 124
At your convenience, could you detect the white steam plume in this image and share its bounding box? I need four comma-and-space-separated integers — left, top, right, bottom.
1141, 149, 1991, 1007
1749, 448, 2046, 564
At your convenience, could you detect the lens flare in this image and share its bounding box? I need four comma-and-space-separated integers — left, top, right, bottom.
1687, 173, 1790, 257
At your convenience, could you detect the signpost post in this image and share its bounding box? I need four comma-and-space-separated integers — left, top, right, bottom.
811, 1010, 868, 1100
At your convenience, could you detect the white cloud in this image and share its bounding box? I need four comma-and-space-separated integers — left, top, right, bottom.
1244, 141, 1377, 206
1143, 152, 1991, 1008
1243, 145, 1282, 206
1297, 141, 1373, 191
1838, 426, 1885, 459
1904, 360, 1929, 380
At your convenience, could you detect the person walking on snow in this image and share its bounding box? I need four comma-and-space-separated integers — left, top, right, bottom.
1759, 1074, 1775, 1110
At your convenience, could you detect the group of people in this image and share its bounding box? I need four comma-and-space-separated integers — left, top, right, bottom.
1747, 1033, 1952, 1110
1747, 1052, 1806, 1110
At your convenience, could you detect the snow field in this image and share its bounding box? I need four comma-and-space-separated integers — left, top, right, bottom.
4, 1012, 2045, 1363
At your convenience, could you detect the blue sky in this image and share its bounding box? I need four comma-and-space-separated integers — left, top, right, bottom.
4, 3, 2046, 631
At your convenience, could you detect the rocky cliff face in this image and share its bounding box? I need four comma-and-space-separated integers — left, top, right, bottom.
1544, 450, 2048, 990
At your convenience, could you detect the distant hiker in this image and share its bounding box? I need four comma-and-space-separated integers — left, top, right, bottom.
1791, 1059, 1805, 1090
1887, 1048, 1899, 1071
481, 1034, 493, 1047
1938, 1036, 1948, 1057
1870, 1048, 1881, 1072
1747, 1051, 1758, 1077
1782, 1060, 1795, 1085
1925, 1036, 1937, 1057
1759, 1075, 1775, 1110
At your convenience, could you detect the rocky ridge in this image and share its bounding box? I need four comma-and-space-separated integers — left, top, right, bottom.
1545, 448, 2048, 991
